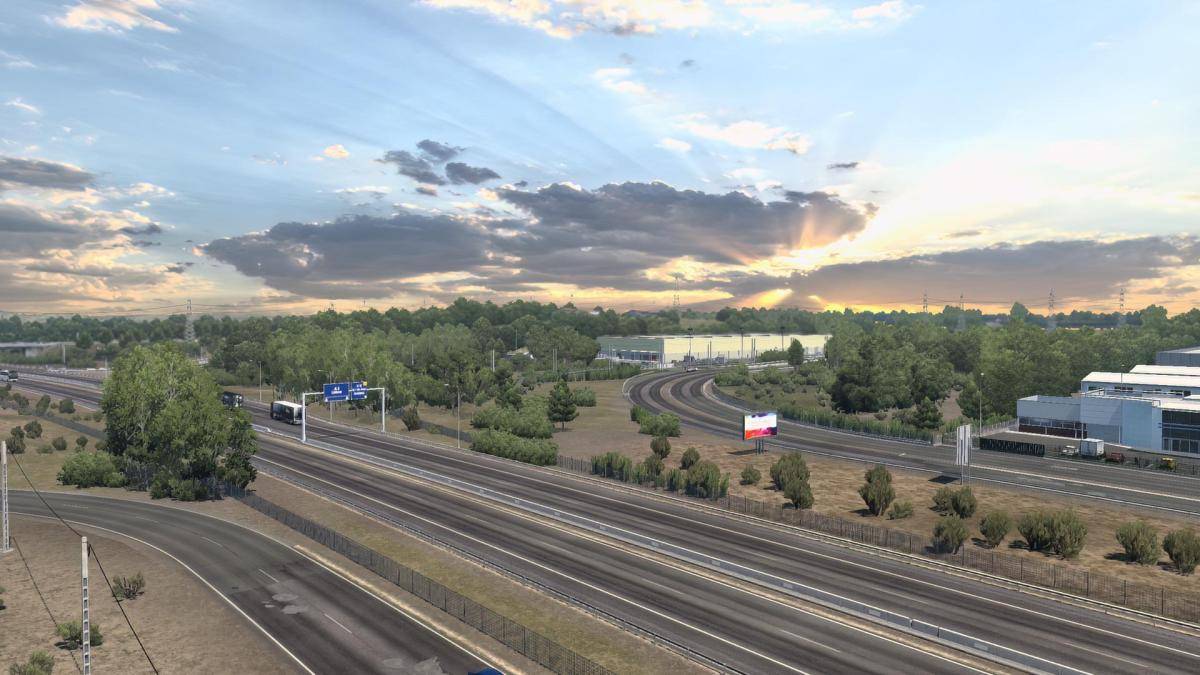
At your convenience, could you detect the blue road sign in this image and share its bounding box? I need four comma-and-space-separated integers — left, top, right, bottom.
349, 381, 368, 400
322, 382, 349, 402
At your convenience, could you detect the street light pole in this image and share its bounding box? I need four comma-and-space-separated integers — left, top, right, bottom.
457, 388, 462, 449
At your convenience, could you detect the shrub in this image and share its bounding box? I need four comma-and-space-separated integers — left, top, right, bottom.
770, 453, 810, 491
1017, 510, 1053, 551
58, 451, 123, 488
1163, 529, 1200, 575
1049, 510, 1087, 559
471, 404, 553, 439
59, 398, 75, 414
36, 445, 52, 455
591, 452, 635, 481
35, 395, 51, 415
680, 447, 700, 470
169, 478, 207, 502
740, 466, 761, 485
471, 429, 558, 465
784, 478, 813, 509
887, 500, 913, 520
51, 436, 67, 452
950, 487, 977, 518
638, 412, 681, 437
75, 435, 88, 450
9, 651, 54, 675
95, 439, 107, 453
56, 620, 103, 648
9, 425, 23, 440
663, 468, 687, 492
400, 406, 421, 431
1116, 520, 1159, 565
113, 572, 146, 601
6, 434, 24, 454
933, 515, 968, 553
650, 436, 671, 459
640, 453, 664, 479
979, 510, 1013, 548
858, 464, 895, 516
686, 461, 725, 499
22, 420, 42, 439
931, 486, 955, 513
630, 405, 647, 422
572, 387, 597, 407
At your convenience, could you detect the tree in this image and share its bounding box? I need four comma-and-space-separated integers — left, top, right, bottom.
22, 420, 41, 439
910, 397, 943, 430
933, 515, 968, 554
784, 478, 813, 509
58, 398, 75, 414
1018, 510, 1053, 552
51, 436, 67, 452
950, 487, 977, 518
1115, 520, 1159, 566
858, 465, 895, 516
650, 436, 671, 459
640, 453, 664, 479
35, 395, 51, 416
1163, 529, 1200, 575
1049, 510, 1087, 559
770, 452, 810, 491
740, 466, 761, 485
546, 379, 578, 430
494, 383, 523, 409
6, 434, 24, 454
786, 339, 806, 367
75, 436, 88, 450
680, 447, 700, 470
401, 406, 421, 431
979, 510, 1013, 548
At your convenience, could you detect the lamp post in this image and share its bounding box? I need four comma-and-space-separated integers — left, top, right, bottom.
444, 383, 462, 448
978, 371, 985, 440
257, 361, 263, 403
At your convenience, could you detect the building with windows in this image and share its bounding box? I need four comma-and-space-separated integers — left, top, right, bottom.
596, 333, 829, 367
1156, 346, 1200, 367
1016, 355, 1200, 457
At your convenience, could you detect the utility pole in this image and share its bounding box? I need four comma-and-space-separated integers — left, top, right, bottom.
1118, 287, 1127, 327
2, 441, 10, 555
184, 298, 195, 342
956, 293, 966, 332
672, 273, 681, 311
257, 362, 263, 403
1047, 289, 1057, 332
62, 342, 67, 367
922, 290, 929, 315
81, 536, 91, 675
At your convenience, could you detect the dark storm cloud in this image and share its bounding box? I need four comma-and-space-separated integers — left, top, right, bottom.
377, 150, 445, 185
0, 156, 94, 192
826, 161, 859, 171
497, 181, 873, 266
0, 203, 103, 256
415, 185, 439, 197
118, 222, 164, 236
722, 236, 1200, 306
511, 180, 528, 188
445, 162, 501, 185
417, 139, 462, 162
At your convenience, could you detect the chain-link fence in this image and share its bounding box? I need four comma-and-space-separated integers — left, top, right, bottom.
227, 486, 614, 675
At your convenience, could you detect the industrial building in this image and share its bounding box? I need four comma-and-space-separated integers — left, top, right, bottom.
1156, 346, 1200, 368
597, 333, 829, 367
1017, 355, 1200, 457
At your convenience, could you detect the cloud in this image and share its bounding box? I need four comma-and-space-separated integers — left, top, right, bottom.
5, 97, 40, 114
0, 50, 34, 69
445, 162, 501, 185
827, 161, 859, 170
677, 115, 811, 155
54, 0, 179, 34
416, 139, 462, 162
680, 58, 697, 69
593, 67, 650, 96
378, 150, 445, 185
335, 185, 390, 199
415, 185, 439, 196
322, 144, 350, 160
252, 153, 286, 166
420, 0, 714, 39
117, 222, 163, 236
0, 156, 94, 192
657, 138, 692, 152
850, 1, 919, 28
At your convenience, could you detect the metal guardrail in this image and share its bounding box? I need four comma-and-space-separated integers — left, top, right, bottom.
225, 479, 615, 675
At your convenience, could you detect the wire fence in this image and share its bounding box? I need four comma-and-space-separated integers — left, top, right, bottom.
225, 485, 614, 675
555, 462, 1200, 624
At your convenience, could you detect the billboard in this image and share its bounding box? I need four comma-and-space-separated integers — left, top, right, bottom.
743, 411, 778, 440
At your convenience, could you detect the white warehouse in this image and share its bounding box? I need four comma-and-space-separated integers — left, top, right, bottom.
597, 333, 830, 367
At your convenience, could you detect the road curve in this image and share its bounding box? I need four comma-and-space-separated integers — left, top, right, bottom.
8, 490, 488, 675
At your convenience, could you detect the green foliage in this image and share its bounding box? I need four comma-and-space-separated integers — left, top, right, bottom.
685, 461, 727, 499
101, 344, 257, 497
635, 410, 681, 437
51, 436, 67, 452
932, 486, 955, 513
470, 428, 558, 465
714, 365, 751, 387
887, 500, 913, 520
786, 339, 807, 366
75, 436, 88, 449
629, 405, 646, 422
113, 572, 146, 601
1115, 520, 1159, 565
58, 451, 124, 489
979, 510, 1013, 548
6, 434, 24, 454
1017, 510, 1053, 552
640, 453, 664, 480
784, 478, 813, 509
1163, 529, 1200, 575
1049, 510, 1087, 559
950, 487, 977, 518
740, 466, 761, 485
55, 621, 102, 649
36, 444, 52, 455
58, 398, 75, 414
11, 393, 28, 410
770, 452, 810, 491
907, 397, 944, 430
679, 447, 700, 470
933, 516, 968, 554
571, 387, 596, 407
546, 379, 578, 430
400, 406, 421, 431
9, 425, 22, 440
494, 384, 523, 409
663, 468, 687, 492
774, 404, 936, 443
22, 420, 42, 439
857, 464, 895, 516
9, 651, 54, 675
650, 436, 671, 459
471, 402, 553, 439
35, 395, 51, 415
591, 452, 635, 481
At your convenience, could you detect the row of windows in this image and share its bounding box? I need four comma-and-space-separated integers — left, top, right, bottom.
1163, 438, 1200, 454
1163, 410, 1200, 426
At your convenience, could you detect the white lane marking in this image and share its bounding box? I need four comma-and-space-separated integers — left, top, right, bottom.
259, 568, 281, 584
323, 612, 354, 635
201, 535, 226, 548
779, 628, 843, 654
13, 511, 316, 675
973, 464, 1200, 504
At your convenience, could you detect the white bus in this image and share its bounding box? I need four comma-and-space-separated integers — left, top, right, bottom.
270, 400, 304, 425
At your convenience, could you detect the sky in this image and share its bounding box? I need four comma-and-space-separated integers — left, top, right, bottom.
1, 0, 1198, 317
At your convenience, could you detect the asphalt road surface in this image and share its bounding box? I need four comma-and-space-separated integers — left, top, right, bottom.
628, 369, 1200, 515
18, 374, 1200, 674
7, 490, 488, 675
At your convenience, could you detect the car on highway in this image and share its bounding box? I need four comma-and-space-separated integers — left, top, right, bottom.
221, 391, 245, 408
270, 400, 303, 424
0, 369, 16, 382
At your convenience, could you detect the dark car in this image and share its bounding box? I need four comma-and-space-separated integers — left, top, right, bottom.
220, 391, 244, 408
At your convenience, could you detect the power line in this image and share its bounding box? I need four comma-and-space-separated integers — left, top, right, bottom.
10, 536, 83, 674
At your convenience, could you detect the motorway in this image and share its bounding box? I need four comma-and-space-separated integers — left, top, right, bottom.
8, 490, 488, 675
18, 374, 1200, 674
629, 370, 1200, 515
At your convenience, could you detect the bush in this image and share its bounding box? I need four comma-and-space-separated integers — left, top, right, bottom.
629, 405, 646, 422
1049, 510, 1087, 559
22, 420, 42, 439
113, 572, 146, 601
75, 435, 88, 450
9, 425, 23, 440
55, 620, 103, 648
36, 444, 53, 455
572, 387, 597, 407
6, 434, 24, 454
774, 402, 936, 443
933, 516, 968, 553
471, 404, 554, 439
1163, 529, 1200, 575
51, 436, 67, 452
58, 398, 75, 414
950, 487, 977, 518
591, 452, 635, 481
858, 464, 895, 516
640, 453, 664, 480
1017, 510, 1053, 552
9, 651, 54, 675
685, 461, 726, 499
638, 412, 681, 437
1116, 520, 1160, 565
979, 510, 1013, 548
470, 428, 558, 465
650, 436, 671, 459
663, 468, 687, 492
784, 478, 813, 509
740, 466, 761, 485
680, 447, 700, 470
770, 452, 810, 491
57, 452, 124, 489
400, 406, 421, 431
35, 395, 51, 415
169, 478, 207, 502
887, 500, 913, 520
932, 486, 955, 513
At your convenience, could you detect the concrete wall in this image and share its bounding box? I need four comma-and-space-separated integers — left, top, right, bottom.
1016, 395, 1080, 422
